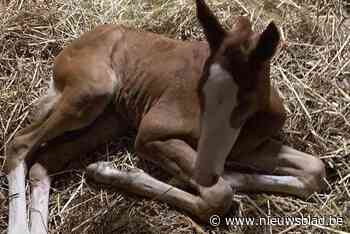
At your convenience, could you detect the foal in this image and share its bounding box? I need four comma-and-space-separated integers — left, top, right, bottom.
6, 0, 326, 233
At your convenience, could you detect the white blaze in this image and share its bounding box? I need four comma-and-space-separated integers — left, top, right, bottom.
194, 63, 243, 186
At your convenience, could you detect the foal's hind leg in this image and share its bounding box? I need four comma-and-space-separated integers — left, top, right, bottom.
6, 86, 60, 234
224, 139, 326, 198
29, 107, 126, 234
6, 76, 115, 234
224, 102, 326, 198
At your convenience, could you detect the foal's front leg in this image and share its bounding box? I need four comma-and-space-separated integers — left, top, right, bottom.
88, 137, 233, 222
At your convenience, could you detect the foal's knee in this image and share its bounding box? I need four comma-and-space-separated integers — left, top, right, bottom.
5, 137, 30, 173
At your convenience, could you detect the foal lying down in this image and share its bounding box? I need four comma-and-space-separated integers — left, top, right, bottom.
6, 0, 326, 233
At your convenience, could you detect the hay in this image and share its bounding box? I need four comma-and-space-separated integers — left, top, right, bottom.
0, 0, 349, 233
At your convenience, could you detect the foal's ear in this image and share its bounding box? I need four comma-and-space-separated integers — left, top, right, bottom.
251, 22, 280, 61
195, 0, 226, 52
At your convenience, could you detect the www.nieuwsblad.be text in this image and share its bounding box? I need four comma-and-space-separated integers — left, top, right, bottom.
209, 214, 344, 227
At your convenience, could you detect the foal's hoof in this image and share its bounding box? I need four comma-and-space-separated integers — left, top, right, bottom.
86, 162, 111, 178
195, 177, 233, 222
86, 162, 124, 184
86, 162, 144, 186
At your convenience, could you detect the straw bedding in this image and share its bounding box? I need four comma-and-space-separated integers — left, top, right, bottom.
0, 0, 349, 233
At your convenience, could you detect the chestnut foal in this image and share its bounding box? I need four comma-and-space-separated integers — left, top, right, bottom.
6, 0, 326, 233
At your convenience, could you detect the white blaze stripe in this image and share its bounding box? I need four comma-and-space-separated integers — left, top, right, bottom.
195, 64, 242, 184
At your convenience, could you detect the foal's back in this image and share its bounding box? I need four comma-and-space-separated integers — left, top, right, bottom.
53, 24, 210, 128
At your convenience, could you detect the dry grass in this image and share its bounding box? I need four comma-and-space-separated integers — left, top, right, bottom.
0, 0, 350, 233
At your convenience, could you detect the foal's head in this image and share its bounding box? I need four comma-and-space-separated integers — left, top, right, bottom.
196, 0, 280, 129
193, 0, 281, 186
